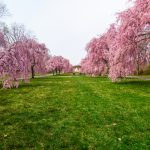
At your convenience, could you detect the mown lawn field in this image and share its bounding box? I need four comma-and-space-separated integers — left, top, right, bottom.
0, 76, 150, 149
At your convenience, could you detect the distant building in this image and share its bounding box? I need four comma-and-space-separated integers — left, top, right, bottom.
73, 65, 81, 73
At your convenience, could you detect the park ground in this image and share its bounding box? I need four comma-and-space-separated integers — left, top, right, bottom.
0, 75, 150, 149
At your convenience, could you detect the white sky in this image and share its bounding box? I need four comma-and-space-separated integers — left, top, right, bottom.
2, 0, 130, 65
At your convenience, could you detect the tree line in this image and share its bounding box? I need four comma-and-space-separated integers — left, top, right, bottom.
81, 0, 150, 81
0, 3, 72, 89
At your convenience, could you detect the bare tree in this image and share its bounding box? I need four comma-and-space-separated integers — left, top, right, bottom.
0, 3, 8, 18
0, 23, 35, 45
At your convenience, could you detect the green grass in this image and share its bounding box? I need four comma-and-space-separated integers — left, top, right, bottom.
0, 76, 150, 149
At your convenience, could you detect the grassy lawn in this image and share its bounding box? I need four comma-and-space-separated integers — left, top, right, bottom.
0, 76, 150, 149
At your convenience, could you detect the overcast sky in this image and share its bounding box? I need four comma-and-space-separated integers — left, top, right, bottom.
2, 0, 130, 65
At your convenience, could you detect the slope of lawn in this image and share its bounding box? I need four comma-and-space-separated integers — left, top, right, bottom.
0, 75, 150, 149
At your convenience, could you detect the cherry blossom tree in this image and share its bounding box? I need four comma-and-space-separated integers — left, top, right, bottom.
0, 24, 49, 88
109, 0, 150, 81
82, 0, 150, 81
81, 24, 117, 76
46, 56, 72, 75
62, 58, 73, 73
0, 3, 50, 88
25, 39, 48, 78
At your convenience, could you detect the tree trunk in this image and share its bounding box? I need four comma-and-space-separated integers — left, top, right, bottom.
136, 52, 140, 75
31, 65, 35, 79
137, 65, 140, 75
106, 63, 109, 75
56, 68, 57, 74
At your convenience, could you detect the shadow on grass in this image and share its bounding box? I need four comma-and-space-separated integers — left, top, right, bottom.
33, 76, 69, 81
2, 107, 61, 123
0, 80, 63, 90
1, 108, 61, 148
0, 98, 14, 106
116, 80, 150, 86
18, 82, 51, 89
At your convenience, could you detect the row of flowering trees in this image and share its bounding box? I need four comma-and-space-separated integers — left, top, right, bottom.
46, 56, 72, 75
81, 0, 150, 81
0, 3, 72, 88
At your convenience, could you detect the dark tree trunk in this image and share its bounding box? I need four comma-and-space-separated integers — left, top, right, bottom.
102, 58, 109, 75
137, 65, 140, 75
106, 63, 109, 74
31, 65, 35, 79
56, 68, 58, 74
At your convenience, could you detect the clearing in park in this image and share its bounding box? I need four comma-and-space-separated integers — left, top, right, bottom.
0, 75, 150, 149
